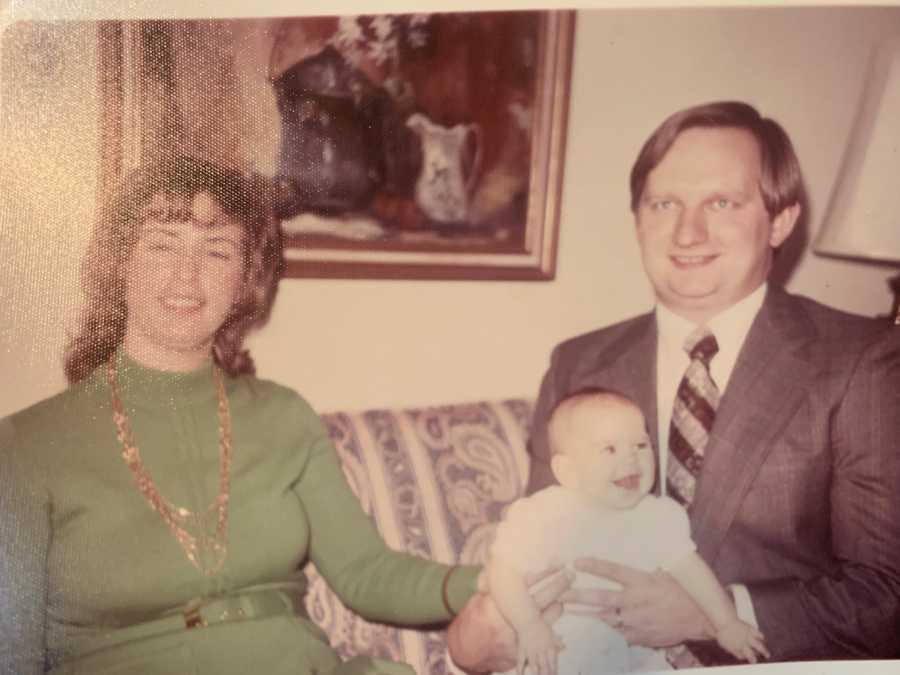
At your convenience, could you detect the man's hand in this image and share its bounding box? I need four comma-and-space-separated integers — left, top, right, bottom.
447, 566, 572, 674
563, 558, 715, 648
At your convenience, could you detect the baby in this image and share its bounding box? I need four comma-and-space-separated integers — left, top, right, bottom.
487, 388, 768, 675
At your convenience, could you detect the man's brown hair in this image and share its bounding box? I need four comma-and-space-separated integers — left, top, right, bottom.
629, 101, 805, 220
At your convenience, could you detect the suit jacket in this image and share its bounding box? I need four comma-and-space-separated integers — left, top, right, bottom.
526, 287, 900, 660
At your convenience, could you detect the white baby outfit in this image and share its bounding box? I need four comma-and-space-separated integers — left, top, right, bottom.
491, 487, 696, 675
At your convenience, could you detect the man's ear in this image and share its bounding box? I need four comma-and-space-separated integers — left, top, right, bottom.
551, 454, 574, 489
770, 203, 801, 248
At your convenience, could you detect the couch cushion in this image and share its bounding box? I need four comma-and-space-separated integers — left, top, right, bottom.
305, 399, 533, 674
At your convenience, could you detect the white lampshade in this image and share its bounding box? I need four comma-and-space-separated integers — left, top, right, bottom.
815, 34, 900, 264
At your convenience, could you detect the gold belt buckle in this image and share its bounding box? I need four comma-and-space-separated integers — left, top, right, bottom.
183, 599, 208, 629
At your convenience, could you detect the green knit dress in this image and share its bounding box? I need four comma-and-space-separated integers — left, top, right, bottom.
0, 351, 478, 675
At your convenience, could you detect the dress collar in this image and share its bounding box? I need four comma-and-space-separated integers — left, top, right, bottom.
95, 347, 219, 408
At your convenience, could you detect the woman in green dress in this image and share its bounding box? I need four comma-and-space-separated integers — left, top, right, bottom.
0, 157, 479, 675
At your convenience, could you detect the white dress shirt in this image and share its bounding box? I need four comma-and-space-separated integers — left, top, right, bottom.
654, 282, 768, 629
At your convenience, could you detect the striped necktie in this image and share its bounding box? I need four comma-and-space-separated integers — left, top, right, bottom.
666, 327, 720, 507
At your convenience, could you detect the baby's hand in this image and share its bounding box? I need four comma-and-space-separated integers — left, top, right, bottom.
517, 619, 563, 675
716, 619, 770, 663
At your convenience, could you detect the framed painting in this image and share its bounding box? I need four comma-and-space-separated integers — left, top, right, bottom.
97, 10, 574, 280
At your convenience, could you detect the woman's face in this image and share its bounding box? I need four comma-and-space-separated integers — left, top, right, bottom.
123, 192, 245, 371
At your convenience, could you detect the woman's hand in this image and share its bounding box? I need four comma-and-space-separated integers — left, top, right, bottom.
562, 558, 713, 648
447, 566, 572, 674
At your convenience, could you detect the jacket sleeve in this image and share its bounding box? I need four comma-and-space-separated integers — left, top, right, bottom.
525, 345, 563, 495
0, 419, 50, 675
290, 400, 478, 624
747, 330, 900, 659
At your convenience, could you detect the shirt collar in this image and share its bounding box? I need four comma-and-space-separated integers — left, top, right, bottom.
655, 282, 767, 352
707, 283, 767, 352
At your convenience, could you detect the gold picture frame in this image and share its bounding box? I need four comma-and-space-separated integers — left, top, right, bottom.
97, 10, 574, 280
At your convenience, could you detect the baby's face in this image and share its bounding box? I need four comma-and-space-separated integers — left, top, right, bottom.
552, 399, 655, 509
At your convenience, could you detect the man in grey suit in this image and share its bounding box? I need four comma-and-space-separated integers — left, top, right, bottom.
448, 101, 900, 670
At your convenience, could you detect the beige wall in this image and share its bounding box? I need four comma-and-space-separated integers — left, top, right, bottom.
0, 21, 99, 417
2, 6, 899, 418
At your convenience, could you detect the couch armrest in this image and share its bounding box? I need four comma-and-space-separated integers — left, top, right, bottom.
305, 399, 533, 674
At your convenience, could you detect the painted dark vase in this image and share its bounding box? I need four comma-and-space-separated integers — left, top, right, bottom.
272, 46, 388, 216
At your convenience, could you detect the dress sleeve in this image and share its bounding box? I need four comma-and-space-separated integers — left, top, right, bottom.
0, 418, 50, 675
289, 399, 478, 624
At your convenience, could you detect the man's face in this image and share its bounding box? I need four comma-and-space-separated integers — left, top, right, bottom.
634, 126, 798, 323
551, 400, 655, 510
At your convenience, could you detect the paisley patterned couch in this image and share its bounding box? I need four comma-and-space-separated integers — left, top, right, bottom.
305, 399, 534, 675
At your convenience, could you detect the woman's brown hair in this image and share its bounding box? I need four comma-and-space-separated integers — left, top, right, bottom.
64, 156, 283, 383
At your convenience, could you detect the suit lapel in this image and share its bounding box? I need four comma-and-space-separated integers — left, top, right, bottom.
587, 314, 658, 448
573, 313, 661, 474
691, 289, 820, 562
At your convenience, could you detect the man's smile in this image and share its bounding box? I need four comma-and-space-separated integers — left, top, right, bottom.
670, 254, 718, 267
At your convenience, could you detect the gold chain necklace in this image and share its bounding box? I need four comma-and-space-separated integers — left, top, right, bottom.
106, 358, 232, 576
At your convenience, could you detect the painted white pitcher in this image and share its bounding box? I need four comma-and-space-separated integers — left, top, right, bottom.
406, 112, 482, 224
